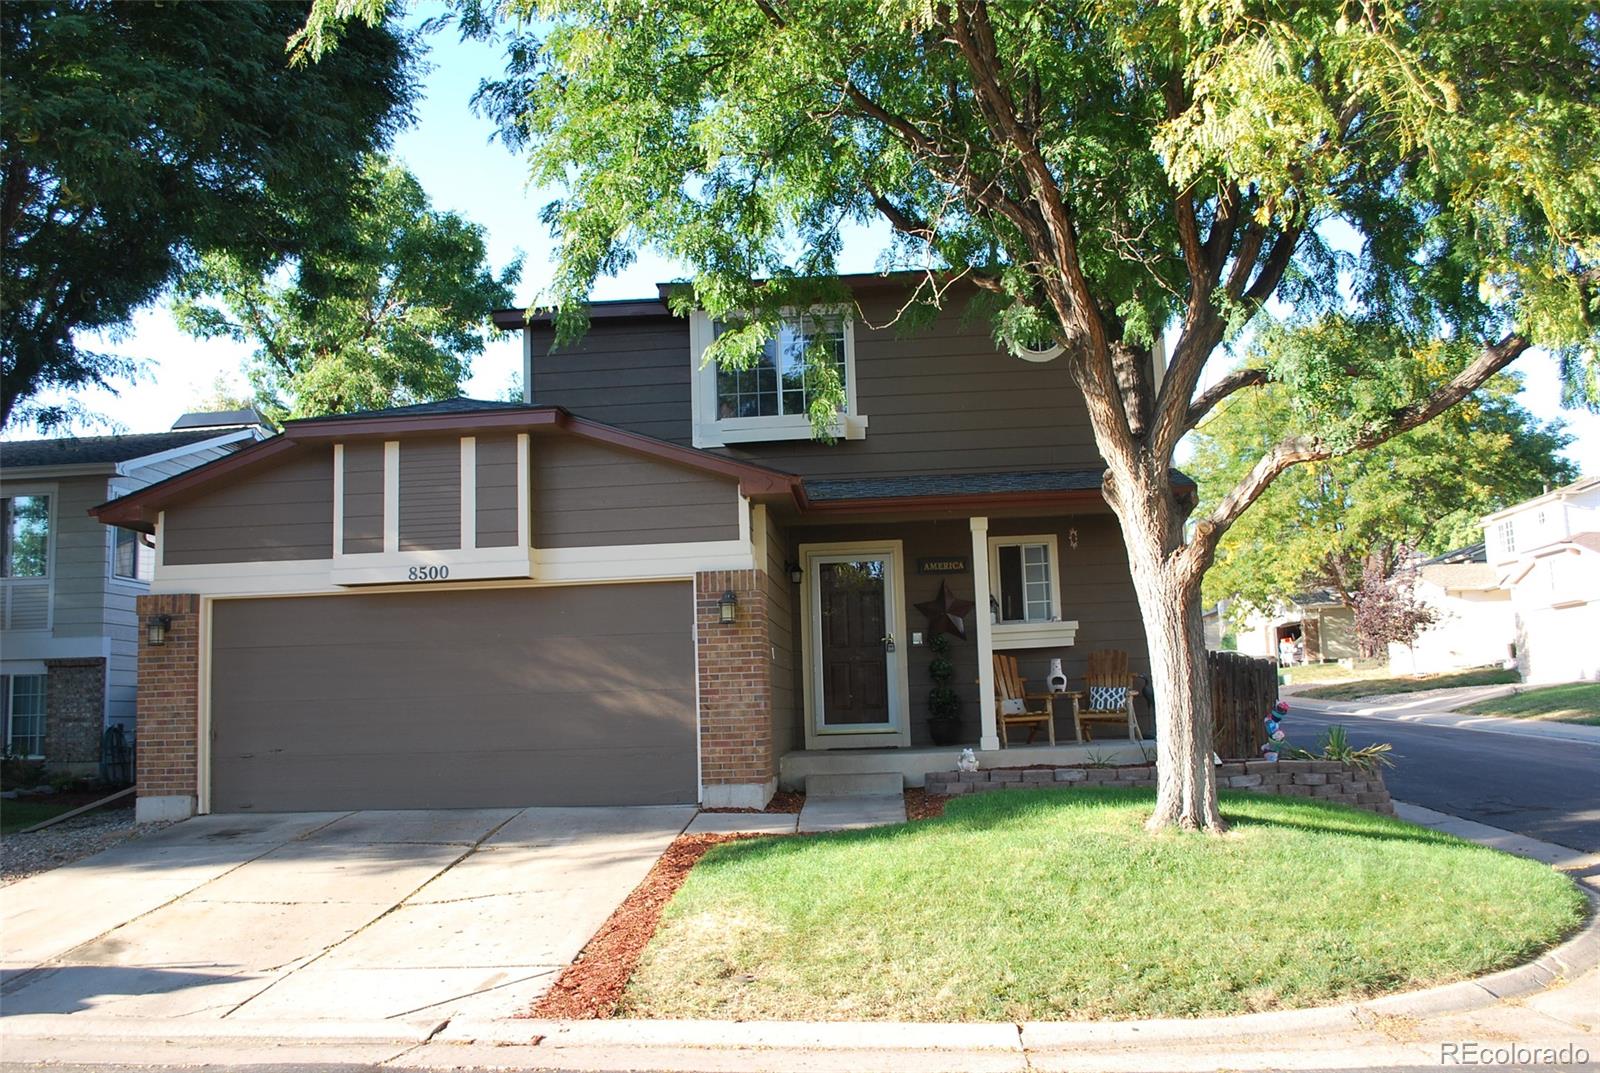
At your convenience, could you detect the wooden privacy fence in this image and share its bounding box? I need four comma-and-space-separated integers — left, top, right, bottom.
1208, 650, 1278, 758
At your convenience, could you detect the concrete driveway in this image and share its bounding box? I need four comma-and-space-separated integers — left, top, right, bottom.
0, 806, 693, 1026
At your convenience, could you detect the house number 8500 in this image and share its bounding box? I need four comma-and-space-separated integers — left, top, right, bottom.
407, 565, 449, 582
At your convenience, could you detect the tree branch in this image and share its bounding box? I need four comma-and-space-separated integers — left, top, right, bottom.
1184, 332, 1531, 580
1186, 367, 1268, 429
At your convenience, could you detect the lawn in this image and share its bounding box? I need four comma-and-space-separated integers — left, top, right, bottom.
1296, 666, 1519, 701
0, 799, 78, 835
621, 789, 1585, 1022
1456, 683, 1600, 726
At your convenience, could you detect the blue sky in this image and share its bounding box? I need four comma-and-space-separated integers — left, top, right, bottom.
30, 18, 1600, 470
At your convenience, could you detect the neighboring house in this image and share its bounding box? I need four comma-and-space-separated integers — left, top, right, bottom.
1, 412, 270, 773
1235, 592, 1358, 666
1483, 476, 1600, 684
94, 276, 1166, 822
1385, 543, 1515, 676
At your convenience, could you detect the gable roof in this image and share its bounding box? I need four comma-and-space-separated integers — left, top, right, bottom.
91, 403, 803, 532
2, 428, 252, 470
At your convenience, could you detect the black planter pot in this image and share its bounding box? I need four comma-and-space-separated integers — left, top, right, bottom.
927, 716, 963, 747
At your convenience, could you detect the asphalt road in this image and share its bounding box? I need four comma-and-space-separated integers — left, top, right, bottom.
1286, 703, 1600, 853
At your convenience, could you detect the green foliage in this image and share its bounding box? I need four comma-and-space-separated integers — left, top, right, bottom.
0, 0, 419, 431
1193, 374, 1575, 617
173, 157, 520, 421
1287, 725, 1395, 774
926, 632, 960, 720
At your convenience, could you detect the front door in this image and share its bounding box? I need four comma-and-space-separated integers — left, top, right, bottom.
804, 544, 907, 743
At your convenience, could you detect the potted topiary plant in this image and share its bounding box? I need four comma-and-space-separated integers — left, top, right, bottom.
926, 632, 963, 746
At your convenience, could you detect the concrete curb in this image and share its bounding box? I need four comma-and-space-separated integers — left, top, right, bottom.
1289, 697, 1600, 744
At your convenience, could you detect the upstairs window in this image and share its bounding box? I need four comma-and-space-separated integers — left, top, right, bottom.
690, 309, 867, 447
113, 527, 154, 582
1496, 519, 1516, 555
1, 495, 50, 578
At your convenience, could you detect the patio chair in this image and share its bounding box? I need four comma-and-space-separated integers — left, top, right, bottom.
1067, 649, 1142, 742
993, 653, 1058, 747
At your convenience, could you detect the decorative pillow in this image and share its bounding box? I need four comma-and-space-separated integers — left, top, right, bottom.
1088, 685, 1128, 711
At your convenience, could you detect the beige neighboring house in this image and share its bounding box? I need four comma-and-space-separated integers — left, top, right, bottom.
1235, 592, 1358, 666
1386, 543, 1515, 676
1483, 475, 1600, 684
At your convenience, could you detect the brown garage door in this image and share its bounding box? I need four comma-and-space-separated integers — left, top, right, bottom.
208, 583, 696, 811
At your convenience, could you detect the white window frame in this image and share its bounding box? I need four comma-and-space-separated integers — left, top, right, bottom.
987, 534, 1062, 626
1, 484, 56, 633
6, 672, 47, 759
1497, 519, 1516, 556
1, 487, 54, 581
689, 308, 869, 447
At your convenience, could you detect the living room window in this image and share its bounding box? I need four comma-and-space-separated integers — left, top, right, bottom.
6, 673, 46, 758
988, 535, 1061, 624
113, 527, 154, 582
690, 309, 868, 447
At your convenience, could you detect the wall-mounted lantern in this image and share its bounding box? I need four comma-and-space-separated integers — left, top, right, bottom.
719, 589, 738, 625
146, 614, 172, 647
1067, 527, 1080, 550
785, 561, 803, 584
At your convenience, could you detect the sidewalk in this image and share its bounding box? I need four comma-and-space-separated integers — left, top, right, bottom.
3, 807, 1596, 1071
1289, 692, 1600, 745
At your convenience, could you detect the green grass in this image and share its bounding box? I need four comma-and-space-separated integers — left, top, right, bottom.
1296, 667, 1519, 701
1456, 683, 1600, 726
622, 789, 1585, 1022
0, 799, 79, 835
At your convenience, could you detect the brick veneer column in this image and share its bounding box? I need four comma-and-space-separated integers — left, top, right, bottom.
695, 569, 775, 808
135, 593, 201, 821
42, 657, 106, 771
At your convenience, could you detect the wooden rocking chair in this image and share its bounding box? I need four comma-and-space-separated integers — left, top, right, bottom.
993, 653, 1058, 747
1067, 650, 1142, 742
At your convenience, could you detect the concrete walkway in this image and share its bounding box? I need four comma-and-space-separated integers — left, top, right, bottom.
0, 805, 693, 1026
1292, 692, 1600, 744
797, 793, 907, 832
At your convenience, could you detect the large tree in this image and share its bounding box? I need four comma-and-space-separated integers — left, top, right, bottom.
174, 156, 521, 421
1192, 373, 1576, 619
305, 0, 1600, 830
0, 0, 418, 429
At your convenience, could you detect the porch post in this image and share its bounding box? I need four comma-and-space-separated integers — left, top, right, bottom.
970, 516, 1000, 751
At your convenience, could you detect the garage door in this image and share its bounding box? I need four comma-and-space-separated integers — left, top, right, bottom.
208, 583, 696, 812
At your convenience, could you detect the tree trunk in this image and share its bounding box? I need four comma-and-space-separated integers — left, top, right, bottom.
1106, 472, 1224, 832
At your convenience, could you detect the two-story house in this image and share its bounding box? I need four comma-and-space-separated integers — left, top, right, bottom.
92, 277, 1158, 822
2, 411, 270, 774
1482, 475, 1600, 684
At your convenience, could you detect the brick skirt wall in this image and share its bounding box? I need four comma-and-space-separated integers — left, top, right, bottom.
42, 657, 105, 766
926, 759, 1396, 816
696, 569, 774, 805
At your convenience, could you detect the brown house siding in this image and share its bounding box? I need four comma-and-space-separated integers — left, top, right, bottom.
398, 437, 461, 552
341, 442, 384, 555
163, 451, 335, 565
528, 319, 692, 444
475, 434, 520, 548
527, 289, 1104, 481
532, 438, 739, 548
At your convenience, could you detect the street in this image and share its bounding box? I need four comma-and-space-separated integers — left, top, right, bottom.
1287, 703, 1600, 853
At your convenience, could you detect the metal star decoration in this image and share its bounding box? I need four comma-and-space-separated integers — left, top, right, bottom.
915, 579, 975, 640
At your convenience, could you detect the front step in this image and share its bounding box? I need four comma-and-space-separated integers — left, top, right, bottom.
804, 771, 905, 798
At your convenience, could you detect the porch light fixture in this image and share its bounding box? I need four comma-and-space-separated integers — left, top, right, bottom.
719, 589, 738, 625
785, 561, 803, 584
146, 614, 172, 647
1067, 527, 1080, 549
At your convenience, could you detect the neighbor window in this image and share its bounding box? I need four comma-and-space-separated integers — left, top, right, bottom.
1496, 520, 1516, 555
1, 495, 49, 578
690, 309, 867, 447
990, 537, 1059, 624
6, 674, 46, 758
113, 527, 153, 582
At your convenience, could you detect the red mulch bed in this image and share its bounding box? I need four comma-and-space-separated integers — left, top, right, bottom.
527, 788, 947, 1020
699, 789, 806, 814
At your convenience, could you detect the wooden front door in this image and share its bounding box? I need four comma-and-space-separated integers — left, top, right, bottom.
812, 554, 898, 733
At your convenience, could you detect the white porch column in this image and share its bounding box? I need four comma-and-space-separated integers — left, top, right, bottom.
971, 516, 999, 750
